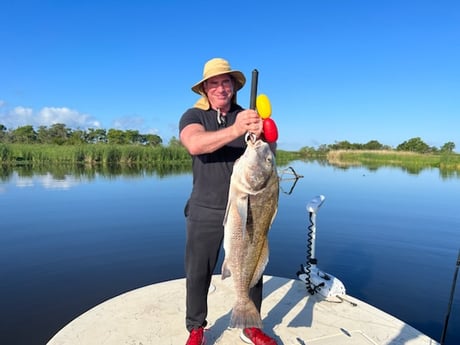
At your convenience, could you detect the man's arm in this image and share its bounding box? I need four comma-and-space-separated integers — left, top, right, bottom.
180, 109, 263, 155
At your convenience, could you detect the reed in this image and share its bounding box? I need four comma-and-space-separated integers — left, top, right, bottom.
326, 149, 460, 173
275, 149, 303, 166
2, 144, 459, 176
0, 144, 191, 166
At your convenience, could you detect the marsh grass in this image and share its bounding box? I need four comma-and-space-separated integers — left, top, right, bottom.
327, 150, 460, 175
1, 144, 302, 167
2, 144, 460, 178
0, 144, 191, 166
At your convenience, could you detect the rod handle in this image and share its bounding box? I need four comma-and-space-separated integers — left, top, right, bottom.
250, 69, 258, 110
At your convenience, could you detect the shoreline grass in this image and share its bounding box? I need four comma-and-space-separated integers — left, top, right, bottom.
0, 143, 191, 166
325, 149, 460, 177
1, 144, 460, 177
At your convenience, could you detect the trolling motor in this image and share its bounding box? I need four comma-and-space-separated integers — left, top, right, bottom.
297, 195, 346, 298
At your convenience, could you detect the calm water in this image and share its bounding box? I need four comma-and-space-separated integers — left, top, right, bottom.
1, 161, 459, 345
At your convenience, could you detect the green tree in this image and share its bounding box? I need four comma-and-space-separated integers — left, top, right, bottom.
37, 125, 51, 143
168, 136, 182, 147
397, 137, 431, 153
87, 128, 107, 143
363, 140, 384, 150
68, 129, 86, 145
124, 129, 140, 144
107, 129, 127, 144
48, 123, 71, 145
317, 144, 329, 153
12, 125, 37, 143
330, 140, 353, 150
440, 141, 455, 153
299, 146, 316, 156
145, 133, 162, 146
0, 124, 7, 142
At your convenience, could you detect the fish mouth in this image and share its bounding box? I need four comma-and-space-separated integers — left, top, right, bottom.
245, 134, 266, 149
245, 132, 257, 144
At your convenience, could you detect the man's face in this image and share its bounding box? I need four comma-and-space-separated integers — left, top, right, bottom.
203, 74, 234, 110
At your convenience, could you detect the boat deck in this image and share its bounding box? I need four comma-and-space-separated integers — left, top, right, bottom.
47, 275, 439, 345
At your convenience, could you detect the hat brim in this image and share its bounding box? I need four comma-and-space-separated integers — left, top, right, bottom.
191, 71, 246, 95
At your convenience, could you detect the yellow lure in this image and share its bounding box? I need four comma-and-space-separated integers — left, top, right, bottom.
256, 94, 272, 119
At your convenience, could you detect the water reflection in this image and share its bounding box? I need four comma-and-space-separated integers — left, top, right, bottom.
324, 159, 460, 179
1, 164, 308, 195
15, 173, 80, 190
1, 158, 459, 184
0, 162, 192, 183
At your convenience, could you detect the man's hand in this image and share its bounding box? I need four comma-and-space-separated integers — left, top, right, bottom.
233, 109, 263, 139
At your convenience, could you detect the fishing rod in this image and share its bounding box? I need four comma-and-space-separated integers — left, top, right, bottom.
440, 249, 460, 345
248, 69, 278, 143
244, 69, 259, 143
250, 69, 258, 110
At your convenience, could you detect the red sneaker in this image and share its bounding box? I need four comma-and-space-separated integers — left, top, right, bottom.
185, 327, 205, 345
240, 327, 277, 345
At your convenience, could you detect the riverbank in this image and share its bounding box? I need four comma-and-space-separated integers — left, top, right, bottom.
1, 144, 460, 174
325, 149, 460, 174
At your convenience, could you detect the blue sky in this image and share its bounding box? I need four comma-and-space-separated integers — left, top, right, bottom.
1, 1, 459, 151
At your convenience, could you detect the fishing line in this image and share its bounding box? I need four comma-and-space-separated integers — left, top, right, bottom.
440, 249, 460, 345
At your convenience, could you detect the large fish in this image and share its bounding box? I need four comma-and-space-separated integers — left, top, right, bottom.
221, 138, 279, 329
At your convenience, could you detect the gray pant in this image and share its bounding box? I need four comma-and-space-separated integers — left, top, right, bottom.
184, 202, 263, 331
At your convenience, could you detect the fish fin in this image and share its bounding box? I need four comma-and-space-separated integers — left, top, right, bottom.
236, 194, 249, 238
268, 206, 278, 228
221, 260, 231, 280
223, 189, 233, 226
223, 185, 248, 225
230, 298, 262, 329
250, 240, 269, 288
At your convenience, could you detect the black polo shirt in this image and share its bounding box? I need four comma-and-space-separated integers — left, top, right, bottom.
179, 104, 247, 210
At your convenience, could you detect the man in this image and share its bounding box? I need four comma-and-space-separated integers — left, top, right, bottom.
179, 58, 277, 345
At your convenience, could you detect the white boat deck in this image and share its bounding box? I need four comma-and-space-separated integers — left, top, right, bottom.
47, 275, 439, 345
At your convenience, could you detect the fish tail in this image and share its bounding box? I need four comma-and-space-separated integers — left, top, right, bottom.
230, 299, 263, 329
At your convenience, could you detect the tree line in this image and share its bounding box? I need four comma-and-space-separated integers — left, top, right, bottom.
0, 123, 456, 155
300, 137, 456, 155
0, 123, 163, 146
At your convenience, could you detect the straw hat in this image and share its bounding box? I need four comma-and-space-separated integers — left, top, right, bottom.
191, 58, 246, 95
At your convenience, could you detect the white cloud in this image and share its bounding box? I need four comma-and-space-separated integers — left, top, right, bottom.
145, 127, 160, 135
0, 101, 159, 134
112, 115, 145, 130
39, 107, 100, 128
14, 106, 34, 118
0, 103, 101, 129
1, 106, 35, 127
111, 115, 161, 135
